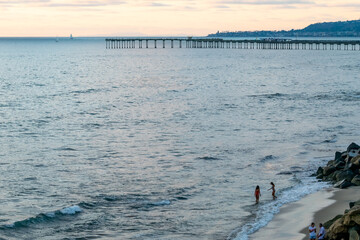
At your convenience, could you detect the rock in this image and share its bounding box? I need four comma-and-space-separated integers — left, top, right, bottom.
328, 217, 348, 239
334, 179, 346, 188
317, 166, 324, 175
352, 175, 360, 186
349, 200, 360, 209
341, 181, 354, 189
324, 214, 343, 229
323, 172, 335, 181
324, 171, 338, 181
340, 151, 348, 160
327, 207, 360, 240
346, 162, 360, 171
324, 166, 337, 176
327, 160, 336, 167
335, 151, 343, 161
351, 155, 360, 166
317, 173, 324, 179
334, 179, 353, 189
344, 205, 360, 225
335, 161, 346, 169
336, 170, 356, 182
342, 182, 353, 189
348, 142, 360, 153
350, 150, 360, 158
349, 227, 360, 240
349, 226, 360, 240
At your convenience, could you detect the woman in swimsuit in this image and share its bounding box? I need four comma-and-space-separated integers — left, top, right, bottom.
268, 182, 277, 200
254, 185, 261, 203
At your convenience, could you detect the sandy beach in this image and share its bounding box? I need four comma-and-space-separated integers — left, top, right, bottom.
250, 186, 360, 240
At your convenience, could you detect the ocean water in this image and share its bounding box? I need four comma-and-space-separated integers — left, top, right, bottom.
0, 37, 359, 240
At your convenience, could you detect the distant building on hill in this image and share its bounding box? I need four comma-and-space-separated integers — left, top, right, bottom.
208, 20, 360, 38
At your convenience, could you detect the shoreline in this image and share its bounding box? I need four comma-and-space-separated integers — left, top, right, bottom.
249, 186, 360, 240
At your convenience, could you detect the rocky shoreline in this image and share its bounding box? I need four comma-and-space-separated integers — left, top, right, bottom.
315, 142, 360, 240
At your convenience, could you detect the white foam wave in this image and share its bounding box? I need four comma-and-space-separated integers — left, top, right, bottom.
229, 176, 330, 240
59, 205, 82, 215
151, 200, 171, 206
45, 212, 56, 218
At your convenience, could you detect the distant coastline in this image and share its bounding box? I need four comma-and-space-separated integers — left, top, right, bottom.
208, 19, 360, 38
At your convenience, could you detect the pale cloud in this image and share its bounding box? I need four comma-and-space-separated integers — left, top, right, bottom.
333, 3, 360, 9
0, 0, 50, 3
215, 5, 230, 8
218, 0, 314, 6
46, 2, 126, 8
0, 0, 126, 7
149, 2, 172, 7
0, 0, 359, 36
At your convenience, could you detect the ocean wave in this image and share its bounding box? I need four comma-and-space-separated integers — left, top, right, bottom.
259, 155, 277, 162
228, 176, 330, 240
196, 156, 220, 161
129, 199, 171, 209
3, 205, 82, 229
55, 147, 77, 151
247, 91, 360, 102
248, 93, 290, 99
322, 136, 338, 143
70, 88, 104, 95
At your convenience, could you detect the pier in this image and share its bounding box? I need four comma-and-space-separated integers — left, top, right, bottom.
105, 37, 360, 51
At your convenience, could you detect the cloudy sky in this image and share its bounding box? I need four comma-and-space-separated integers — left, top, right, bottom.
0, 0, 359, 36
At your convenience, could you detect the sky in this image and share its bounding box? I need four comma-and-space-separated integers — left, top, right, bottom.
0, 0, 359, 37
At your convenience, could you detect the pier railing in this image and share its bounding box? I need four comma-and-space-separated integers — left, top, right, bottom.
105, 37, 360, 51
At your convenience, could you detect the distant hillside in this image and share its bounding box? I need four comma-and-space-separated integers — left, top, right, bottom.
208, 20, 360, 38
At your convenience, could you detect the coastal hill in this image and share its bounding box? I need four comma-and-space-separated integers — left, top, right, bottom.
208, 19, 360, 38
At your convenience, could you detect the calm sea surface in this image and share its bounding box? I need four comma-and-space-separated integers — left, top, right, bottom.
0, 37, 359, 240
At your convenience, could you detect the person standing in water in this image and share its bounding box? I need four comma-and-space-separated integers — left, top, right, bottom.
254, 185, 261, 204
268, 182, 277, 200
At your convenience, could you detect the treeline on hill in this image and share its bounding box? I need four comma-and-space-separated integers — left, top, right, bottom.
208, 20, 360, 37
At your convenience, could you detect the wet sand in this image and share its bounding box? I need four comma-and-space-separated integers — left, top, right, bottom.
250, 186, 360, 240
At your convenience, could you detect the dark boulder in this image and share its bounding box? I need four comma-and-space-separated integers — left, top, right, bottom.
324, 166, 337, 176
324, 171, 338, 181
348, 142, 360, 153
327, 160, 336, 167
351, 155, 360, 166
349, 226, 360, 240
324, 214, 343, 229
349, 200, 360, 209
351, 175, 360, 186
317, 173, 324, 179
336, 170, 356, 182
335, 161, 346, 170
334, 179, 353, 189
335, 151, 343, 161
345, 162, 360, 171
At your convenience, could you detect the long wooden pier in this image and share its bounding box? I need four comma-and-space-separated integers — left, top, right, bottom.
105, 37, 360, 51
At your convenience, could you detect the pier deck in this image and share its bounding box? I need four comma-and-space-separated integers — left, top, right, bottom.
105, 37, 360, 50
